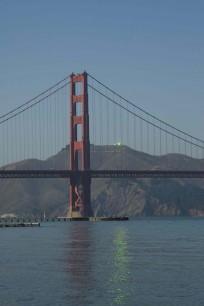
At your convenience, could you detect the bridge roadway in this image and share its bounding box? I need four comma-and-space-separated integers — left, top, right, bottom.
0, 170, 204, 178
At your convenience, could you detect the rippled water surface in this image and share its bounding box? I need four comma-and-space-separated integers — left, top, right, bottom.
1, 218, 204, 305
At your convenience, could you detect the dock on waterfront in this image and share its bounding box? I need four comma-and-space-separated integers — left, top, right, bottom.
0, 216, 128, 224
0, 222, 40, 228
58, 216, 129, 221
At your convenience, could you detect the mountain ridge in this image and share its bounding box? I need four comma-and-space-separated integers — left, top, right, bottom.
1, 145, 204, 217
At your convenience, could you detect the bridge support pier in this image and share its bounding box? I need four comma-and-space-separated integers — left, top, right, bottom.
68, 172, 92, 218
67, 72, 92, 218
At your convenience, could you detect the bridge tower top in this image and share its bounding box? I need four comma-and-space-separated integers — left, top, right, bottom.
69, 71, 90, 170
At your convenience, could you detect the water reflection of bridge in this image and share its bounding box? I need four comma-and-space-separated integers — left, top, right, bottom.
63, 223, 132, 305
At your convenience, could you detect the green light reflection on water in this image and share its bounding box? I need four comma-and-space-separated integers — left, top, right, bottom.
108, 226, 131, 305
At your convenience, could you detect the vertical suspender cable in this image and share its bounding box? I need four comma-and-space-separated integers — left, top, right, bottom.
39, 103, 41, 166
57, 90, 60, 161
106, 88, 109, 169
153, 119, 155, 156
6, 119, 8, 165
101, 94, 103, 150
11, 117, 13, 164
100, 88, 102, 167
49, 92, 52, 169
60, 88, 63, 169
202, 143, 204, 160
91, 80, 94, 170
47, 94, 49, 168
23, 109, 25, 163
42, 99, 44, 164
54, 91, 57, 161
190, 137, 192, 158
31, 106, 34, 168
19, 109, 21, 164
93, 85, 96, 169
127, 101, 129, 149
35, 99, 37, 164
147, 115, 149, 154
64, 81, 67, 153
172, 127, 174, 154
62, 85, 65, 154
2, 120, 3, 166
140, 110, 142, 152
113, 93, 116, 169
120, 97, 123, 169
178, 132, 180, 155
160, 121, 162, 156
133, 109, 136, 151
27, 106, 29, 167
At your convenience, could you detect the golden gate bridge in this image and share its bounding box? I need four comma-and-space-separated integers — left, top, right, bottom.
0, 72, 204, 217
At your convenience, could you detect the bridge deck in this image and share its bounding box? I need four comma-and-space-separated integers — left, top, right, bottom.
0, 170, 204, 178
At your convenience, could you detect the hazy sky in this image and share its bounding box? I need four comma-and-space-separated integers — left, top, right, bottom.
0, 0, 203, 139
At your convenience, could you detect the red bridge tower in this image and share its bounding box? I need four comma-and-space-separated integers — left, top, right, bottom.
67, 72, 92, 218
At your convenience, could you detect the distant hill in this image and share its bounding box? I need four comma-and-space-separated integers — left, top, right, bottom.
1, 145, 204, 218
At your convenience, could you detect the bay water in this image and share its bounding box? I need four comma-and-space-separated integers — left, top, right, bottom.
1, 218, 204, 305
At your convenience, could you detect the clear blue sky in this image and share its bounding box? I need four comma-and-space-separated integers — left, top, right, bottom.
0, 0, 203, 139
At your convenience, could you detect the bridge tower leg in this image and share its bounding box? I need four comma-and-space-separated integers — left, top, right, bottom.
67, 72, 92, 218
